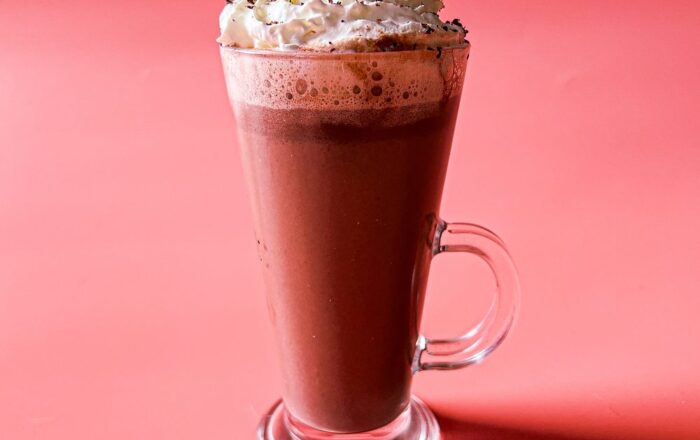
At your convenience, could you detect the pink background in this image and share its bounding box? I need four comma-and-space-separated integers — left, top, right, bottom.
1, 1, 699, 439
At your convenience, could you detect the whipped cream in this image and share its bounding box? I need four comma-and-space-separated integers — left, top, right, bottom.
217, 0, 467, 52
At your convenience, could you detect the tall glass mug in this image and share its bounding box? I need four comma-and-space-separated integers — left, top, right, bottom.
220, 44, 520, 440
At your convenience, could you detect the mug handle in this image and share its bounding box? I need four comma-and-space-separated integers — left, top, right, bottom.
414, 220, 521, 372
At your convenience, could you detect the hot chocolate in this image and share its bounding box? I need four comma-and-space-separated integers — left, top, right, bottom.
218, 1, 482, 436
221, 47, 468, 432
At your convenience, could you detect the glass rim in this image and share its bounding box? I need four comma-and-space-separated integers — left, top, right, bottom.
218, 42, 470, 59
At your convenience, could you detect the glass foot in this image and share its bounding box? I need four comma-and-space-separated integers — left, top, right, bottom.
257, 395, 440, 440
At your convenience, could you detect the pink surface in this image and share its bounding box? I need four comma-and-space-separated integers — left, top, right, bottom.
1, 1, 699, 439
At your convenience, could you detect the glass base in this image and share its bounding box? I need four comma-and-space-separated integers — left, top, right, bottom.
257, 395, 440, 440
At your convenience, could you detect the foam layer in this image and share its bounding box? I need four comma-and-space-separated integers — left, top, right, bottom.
220, 45, 469, 127
217, 0, 466, 52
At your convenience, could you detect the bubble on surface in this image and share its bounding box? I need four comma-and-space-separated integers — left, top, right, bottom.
296, 79, 308, 95
220, 46, 469, 121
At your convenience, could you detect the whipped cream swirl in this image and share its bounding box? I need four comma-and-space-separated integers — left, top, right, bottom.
218, 0, 467, 52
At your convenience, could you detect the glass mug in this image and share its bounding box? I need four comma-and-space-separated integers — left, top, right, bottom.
220, 44, 520, 440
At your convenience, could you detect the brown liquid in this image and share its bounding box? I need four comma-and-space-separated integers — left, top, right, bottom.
235, 98, 461, 432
